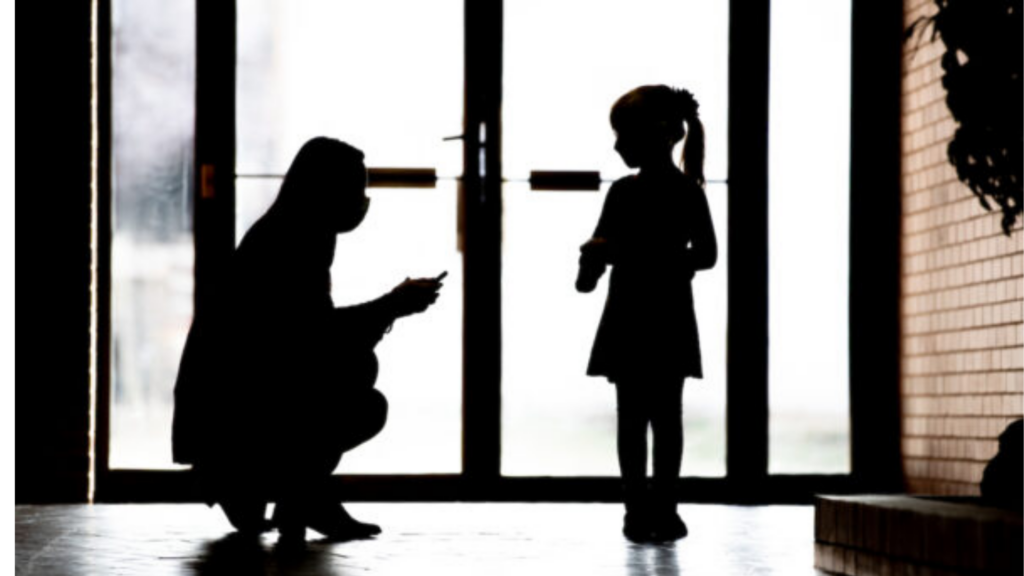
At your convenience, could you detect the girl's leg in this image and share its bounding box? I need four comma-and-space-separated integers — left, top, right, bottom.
649, 379, 687, 539
615, 382, 649, 496
650, 380, 683, 484
615, 381, 652, 539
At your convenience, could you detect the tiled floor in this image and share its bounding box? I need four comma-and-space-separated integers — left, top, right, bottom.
16, 503, 828, 575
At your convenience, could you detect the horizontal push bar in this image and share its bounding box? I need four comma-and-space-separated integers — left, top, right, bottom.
529, 170, 602, 191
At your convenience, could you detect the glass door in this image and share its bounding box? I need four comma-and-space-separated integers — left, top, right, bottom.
768, 0, 853, 474
501, 0, 730, 477
235, 0, 465, 474
102, 0, 862, 497
108, 0, 196, 470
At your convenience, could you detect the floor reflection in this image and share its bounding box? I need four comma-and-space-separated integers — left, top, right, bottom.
625, 542, 680, 576
16, 503, 825, 575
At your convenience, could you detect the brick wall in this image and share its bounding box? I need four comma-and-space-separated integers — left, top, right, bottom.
900, 0, 1024, 495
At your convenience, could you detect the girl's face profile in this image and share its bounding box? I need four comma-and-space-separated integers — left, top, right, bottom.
614, 126, 672, 169
614, 130, 639, 168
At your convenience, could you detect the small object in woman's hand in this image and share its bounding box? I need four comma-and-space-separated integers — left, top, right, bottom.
392, 277, 444, 316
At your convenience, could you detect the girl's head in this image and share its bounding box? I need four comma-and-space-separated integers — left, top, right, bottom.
274, 137, 370, 233
610, 85, 705, 186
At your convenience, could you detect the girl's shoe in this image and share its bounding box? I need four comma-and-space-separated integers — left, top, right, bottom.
650, 510, 688, 541
622, 511, 654, 543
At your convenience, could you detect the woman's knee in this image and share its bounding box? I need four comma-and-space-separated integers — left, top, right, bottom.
336, 390, 388, 453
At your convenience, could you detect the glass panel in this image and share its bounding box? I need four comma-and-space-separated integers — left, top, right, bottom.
502, 183, 728, 477
768, 0, 852, 473
502, 0, 729, 477
109, 0, 194, 469
236, 180, 463, 474
237, 0, 464, 474
237, 0, 463, 177
503, 0, 729, 182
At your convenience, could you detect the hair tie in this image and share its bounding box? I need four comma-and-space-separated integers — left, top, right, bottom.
674, 88, 700, 120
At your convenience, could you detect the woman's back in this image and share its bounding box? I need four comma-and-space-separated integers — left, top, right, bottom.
600, 169, 705, 293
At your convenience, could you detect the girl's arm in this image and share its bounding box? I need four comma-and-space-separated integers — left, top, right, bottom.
576, 238, 609, 293
586, 180, 625, 263
591, 181, 620, 250
576, 183, 621, 292
686, 185, 718, 272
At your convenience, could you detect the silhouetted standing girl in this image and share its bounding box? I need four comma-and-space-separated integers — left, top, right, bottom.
576, 85, 717, 542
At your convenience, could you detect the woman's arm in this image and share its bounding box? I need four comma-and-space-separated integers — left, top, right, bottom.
332, 295, 398, 348
331, 278, 442, 347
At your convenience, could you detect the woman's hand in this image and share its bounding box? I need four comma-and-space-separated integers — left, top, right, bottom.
388, 277, 443, 318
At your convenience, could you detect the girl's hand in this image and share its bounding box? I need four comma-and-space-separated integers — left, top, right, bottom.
577, 237, 610, 293
389, 277, 443, 317
580, 237, 612, 265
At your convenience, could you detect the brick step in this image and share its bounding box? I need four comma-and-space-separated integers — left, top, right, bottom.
814, 495, 1022, 575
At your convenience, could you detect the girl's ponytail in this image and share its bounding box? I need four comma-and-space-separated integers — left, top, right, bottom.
674, 88, 706, 188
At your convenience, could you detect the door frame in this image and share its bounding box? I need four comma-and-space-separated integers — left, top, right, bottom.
93, 0, 904, 503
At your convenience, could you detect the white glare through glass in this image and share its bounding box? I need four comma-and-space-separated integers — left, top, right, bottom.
235, 181, 463, 474
237, 0, 464, 473
502, 0, 729, 477
768, 0, 852, 473
109, 0, 194, 469
237, 0, 463, 177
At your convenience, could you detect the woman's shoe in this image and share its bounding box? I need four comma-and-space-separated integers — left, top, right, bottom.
306, 503, 381, 541
219, 496, 272, 536
271, 501, 307, 545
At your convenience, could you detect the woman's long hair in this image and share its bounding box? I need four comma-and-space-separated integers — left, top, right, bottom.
269, 137, 366, 223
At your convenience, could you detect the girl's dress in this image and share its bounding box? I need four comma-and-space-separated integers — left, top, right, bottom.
586, 169, 712, 384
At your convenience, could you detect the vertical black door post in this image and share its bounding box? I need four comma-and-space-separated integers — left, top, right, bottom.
194, 1, 237, 318
462, 0, 505, 489
726, 0, 772, 493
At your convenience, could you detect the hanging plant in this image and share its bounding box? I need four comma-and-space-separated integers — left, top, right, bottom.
906, 0, 1022, 235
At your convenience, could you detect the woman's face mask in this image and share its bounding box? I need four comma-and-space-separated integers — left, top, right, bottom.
328, 163, 371, 233
356, 196, 371, 225
335, 194, 370, 233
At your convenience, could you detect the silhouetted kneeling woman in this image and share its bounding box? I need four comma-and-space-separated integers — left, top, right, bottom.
576, 86, 717, 542
172, 137, 443, 544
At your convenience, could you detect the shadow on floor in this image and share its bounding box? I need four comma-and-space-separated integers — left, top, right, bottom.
192, 533, 352, 576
